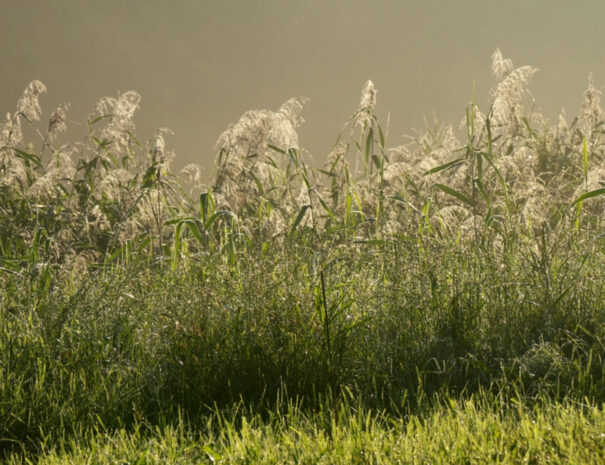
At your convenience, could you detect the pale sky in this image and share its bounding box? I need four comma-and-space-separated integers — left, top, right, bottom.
2, 0, 604, 178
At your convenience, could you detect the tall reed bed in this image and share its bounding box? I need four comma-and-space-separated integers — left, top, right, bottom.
2, 50, 605, 460
1, 49, 605, 271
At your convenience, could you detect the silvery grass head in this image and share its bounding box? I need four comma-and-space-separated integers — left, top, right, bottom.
212, 96, 308, 217
490, 50, 538, 134
578, 73, 604, 138
1, 80, 47, 157
16, 79, 46, 122
0, 81, 48, 190
47, 103, 70, 143
92, 90, 141, 155
351, 80, 378, 135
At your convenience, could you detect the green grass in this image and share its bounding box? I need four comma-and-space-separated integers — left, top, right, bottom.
2, 50, 605, 462
2, 235, 605, 461
6, 397, 605, 464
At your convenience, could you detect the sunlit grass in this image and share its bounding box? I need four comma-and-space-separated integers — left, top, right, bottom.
2, 49, 605, 462
6, 397, 605, 464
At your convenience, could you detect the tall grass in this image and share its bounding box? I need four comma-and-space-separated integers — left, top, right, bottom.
2, 49, 605, 461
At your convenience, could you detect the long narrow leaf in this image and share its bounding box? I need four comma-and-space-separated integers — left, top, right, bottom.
205, 210, 235, 230
12, 148, 42, 167
480, 151, 511, 216
289, 204, 311, 238
423, 157, 465, 176
365, 127, 373, 164
583, 136, 589, 187
434, 183, 474, 207
571, 187, 605, 207
317, 194, 336, 222
184, 220, 204, 244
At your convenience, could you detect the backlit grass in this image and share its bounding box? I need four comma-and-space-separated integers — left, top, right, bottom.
2, 49, 605, 462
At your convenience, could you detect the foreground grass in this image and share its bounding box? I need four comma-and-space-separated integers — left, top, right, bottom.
6, 398, 604, 464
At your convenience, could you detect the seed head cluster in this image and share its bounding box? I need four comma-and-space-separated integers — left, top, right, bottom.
1, 50, 604, 266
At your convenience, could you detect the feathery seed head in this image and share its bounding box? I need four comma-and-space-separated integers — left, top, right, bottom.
97, 169, 131, 201
383, 161, 407, 184
114, 91, 141, 120
491, 65, 538, 130
578, 73, 604, 136
0, 112, 19, 150
94, 90, 141, 153
359, 80, 377, 111
16, 80, 46, 121
557, 109, 568, 133
214, 97, 307, 179
276, 97, 309, 128
28, 151, 76, 198
325, 141, 348, 171
48, 103, 70, 142
95, 96, 117, 116
212, 97, 308, 216
355, 80, 378, 129
180, 163, 202, 184
491, 49, 514, 81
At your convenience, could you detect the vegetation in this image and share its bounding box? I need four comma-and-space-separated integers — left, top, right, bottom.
1, 49, 605, 463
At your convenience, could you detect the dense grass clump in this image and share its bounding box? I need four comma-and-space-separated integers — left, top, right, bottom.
2, 49, 605, 462
7, 398, 604, 465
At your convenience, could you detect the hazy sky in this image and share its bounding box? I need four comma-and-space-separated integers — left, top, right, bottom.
2, 0, 604, 178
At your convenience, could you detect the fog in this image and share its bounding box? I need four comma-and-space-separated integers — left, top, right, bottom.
2, 0, 604, 178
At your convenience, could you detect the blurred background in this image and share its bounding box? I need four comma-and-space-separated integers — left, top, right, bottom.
1, 0, 604, 178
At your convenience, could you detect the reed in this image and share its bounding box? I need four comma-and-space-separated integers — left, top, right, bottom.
2, 49, 605, 462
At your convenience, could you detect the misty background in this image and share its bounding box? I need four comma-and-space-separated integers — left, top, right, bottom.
2, 0, 604, 179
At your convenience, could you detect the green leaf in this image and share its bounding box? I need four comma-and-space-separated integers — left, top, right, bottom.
480, 151, 511, 216
106, 233, 150, 263
164, 216, 197, 226
474, 177, 491, 206
434, 183, 474, 207
378, 125, 386, 149
318, 169, 338, 178
12, 148, 42, 167
364, 127, 374, 165
423, 157, 465, 176
124, 191, 148, 220
520, 116, 538, 138
87, 114, 112, 126
205, 210, 234, 230
583, 136, 589, 187
247, 169, 265, 194
289, 204, 311, 237
267, 143, 287, 155
142, 162, 159, 188
171, 222, 184, 271
571, 187, 605, 207
575, 201, 583, 232
345, 192, 353, 226
317, 194, 336, 222
264, 156, 278, 168
203, 444, 222, 463
200, 192, 214, 223
185, 220, 204, 244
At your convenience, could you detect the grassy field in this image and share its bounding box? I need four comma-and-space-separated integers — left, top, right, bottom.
2, 50, 605, 463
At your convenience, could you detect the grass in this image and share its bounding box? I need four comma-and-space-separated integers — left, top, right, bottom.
2, 49, 605, 462
6, 397, 605, 464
